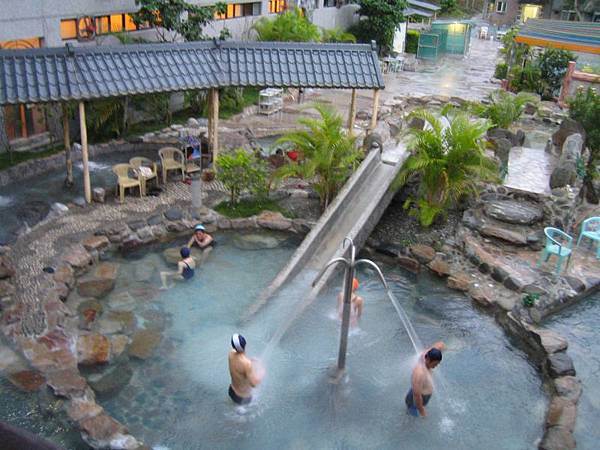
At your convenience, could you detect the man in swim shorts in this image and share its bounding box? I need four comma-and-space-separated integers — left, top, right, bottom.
228, 334, 264, 405
406, 341, 445, 417
188, 224, 213, 249
337, 278, 363, 326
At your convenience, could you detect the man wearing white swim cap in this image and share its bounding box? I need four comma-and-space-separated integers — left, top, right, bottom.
228, 334, 264, 405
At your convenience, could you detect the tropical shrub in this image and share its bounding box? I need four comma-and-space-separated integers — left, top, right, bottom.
393, 110, 498, 226
568, 87, 600, 202
321, 28, 356, 43
405, 30, 420, 54
440, 0, 458, 14
276, 104, 360, 210
537, 48, 576, 98
216, 149, 268, 204
86, 98, 127, 141
476, 90, 538, 129
494, 63, 508, 80
508, 63, 542, 94
253, 8, 320, 42
347, 0, 407, 55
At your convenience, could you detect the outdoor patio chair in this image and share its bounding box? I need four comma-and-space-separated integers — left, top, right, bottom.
130, 157, 158, 196
576, 216, 600, 259
158, 147, 185, 183
537, 227, 573, 274
113, 163, 142, 203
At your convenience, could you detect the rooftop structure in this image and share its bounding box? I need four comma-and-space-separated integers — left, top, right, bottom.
514, 19, 600, 55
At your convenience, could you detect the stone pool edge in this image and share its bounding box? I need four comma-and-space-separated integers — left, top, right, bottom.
0, 205, 310, 450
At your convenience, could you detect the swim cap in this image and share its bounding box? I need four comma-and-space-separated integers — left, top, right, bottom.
180, 247, 191, 258
425, 348, 442, 362
231, 334, 246, 353
195, 224, 206, 232
352, 278, 359, 290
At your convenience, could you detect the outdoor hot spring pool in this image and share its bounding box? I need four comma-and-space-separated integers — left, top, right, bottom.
2, 231, 547, 449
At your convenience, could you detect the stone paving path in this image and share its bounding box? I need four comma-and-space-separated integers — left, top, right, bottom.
504, 146, 556, 195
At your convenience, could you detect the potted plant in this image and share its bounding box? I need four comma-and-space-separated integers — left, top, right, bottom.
201, 168, 215, 182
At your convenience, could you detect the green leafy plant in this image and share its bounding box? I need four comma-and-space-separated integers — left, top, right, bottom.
405, 30, 420, 54
509, 63, 542, 94
86, 98, 127, 141
276, 104, 360, 211
393, 110, 498, 226
568, 87, 600, 202
522, 292, 539, 308
216, 149, 268, 204
537, 48, 576, 99
494, 63, 508, 80
348, 0, 407, 55
132, 0, 226, 42
215, 198, 290, 218
440, 0, 458, 14
321, 28, 356, 43
476, 90, 538, 129
252, 8, 320, 42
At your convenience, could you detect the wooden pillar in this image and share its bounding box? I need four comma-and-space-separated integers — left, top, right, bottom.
78, 102, 91, 203
369, 89, 380, 133
208, 88, 219, 164
62, 105, 73, 186
347, 89, 357, 136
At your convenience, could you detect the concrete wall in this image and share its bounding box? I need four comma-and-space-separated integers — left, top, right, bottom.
310, 4, 359, 30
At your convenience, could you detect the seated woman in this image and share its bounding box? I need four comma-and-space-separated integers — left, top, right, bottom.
159, 247, 196, 289
188, 224, 214, 249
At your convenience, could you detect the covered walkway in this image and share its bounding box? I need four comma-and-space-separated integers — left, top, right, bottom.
0, 40, 384, 202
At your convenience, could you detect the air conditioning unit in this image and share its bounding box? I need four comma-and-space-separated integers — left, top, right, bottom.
77, 16, 96, 42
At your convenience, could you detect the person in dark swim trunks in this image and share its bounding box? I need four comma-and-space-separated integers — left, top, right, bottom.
406, 342, 445, 417
228, 334, 265, 405
159, 247, 196, 289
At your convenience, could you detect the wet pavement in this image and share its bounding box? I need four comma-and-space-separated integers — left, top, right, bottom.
504, 146, 556, 195
381, 37, 502, 101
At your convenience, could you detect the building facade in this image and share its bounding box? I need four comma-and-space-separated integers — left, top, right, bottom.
0, 0, 358, 149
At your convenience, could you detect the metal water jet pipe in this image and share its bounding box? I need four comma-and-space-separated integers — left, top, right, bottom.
312, 237, 388, 377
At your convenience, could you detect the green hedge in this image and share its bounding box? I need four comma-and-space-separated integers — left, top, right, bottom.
406, 30, 420, 54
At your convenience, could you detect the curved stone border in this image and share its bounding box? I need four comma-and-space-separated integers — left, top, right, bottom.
0, 204, 310, 449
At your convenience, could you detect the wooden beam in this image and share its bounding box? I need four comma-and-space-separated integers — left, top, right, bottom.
347, 89, 357, 136
207, 88, 219, 164
78, 102, 91, 203
62, 105, 73, 186
369, 89, 380, 133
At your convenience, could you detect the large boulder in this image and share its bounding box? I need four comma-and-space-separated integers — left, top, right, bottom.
561, 133, 583, 162
87, 361, 133, 397
0, 255, 16, 279
409, 244, 436, 264
232, 233, 281, 250
546, 352, 576, 378
77, 262, 119, 298
539, 426, 576, 450
483, 199, 544, 225
552, 117, 585, 149
490, 137, 512, 166
256, 211, 292, 231
549, 163, 577, 189
77, 334, 111, 365
128, 329, 162, 360
554, 376, 582, 403
479, 224, 528, 245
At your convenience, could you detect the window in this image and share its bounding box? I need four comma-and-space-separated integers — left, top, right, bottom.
496, 1, 507, 13
125, 14, 138, 31
324, 0, 337, 7
60, 19, 77, 40
269, 0, 286, 13
215, 2, 262, 19
95, 16, 110, 34
110, 14, 124, 33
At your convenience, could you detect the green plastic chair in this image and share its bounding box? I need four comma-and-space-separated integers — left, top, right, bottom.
537, 227, 573, 274
576, 216, 600, 259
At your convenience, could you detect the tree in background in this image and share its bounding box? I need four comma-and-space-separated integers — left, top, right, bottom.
252, 8, 320, 42
569, 87, 600, 204
440, 0, 458, 14
537, 48, 576, 98
132, 0, 227, 42
393, 109, 498, 226
348, 0, 407, 55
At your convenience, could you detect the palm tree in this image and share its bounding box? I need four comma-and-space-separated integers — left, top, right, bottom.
276, 104, 361, 210
393, 109, 499, 226
476, 90, 537, 129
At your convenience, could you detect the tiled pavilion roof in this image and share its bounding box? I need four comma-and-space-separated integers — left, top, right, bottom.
0, 40, 385, 105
